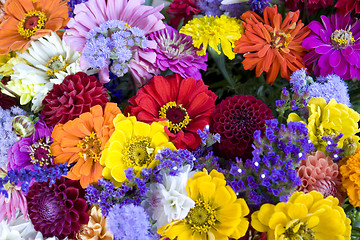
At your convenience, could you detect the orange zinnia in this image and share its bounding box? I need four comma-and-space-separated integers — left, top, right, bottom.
51, 103, 121, 188
233, 6, 309, 85
0, 0, 69, 54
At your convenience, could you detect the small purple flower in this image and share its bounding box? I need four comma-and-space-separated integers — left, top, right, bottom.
149, 24, 207, 80
7, 118, 54, 171
303, 13, 360, 80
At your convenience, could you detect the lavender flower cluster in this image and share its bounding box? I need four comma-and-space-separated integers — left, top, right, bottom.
226, 119, 314, 206
83, 20, 147, 77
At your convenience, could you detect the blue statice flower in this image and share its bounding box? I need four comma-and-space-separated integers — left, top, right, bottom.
67, 0, 89, 18
308, 74, 350, 106
225, 119, 314, 207
248, 0, 271, 13
107, 203, 153, 240
321, 134, 345, 162
196, 0, 223, 16
0, 163, 68, 197
0, 106, 26, 169
82, 20, 147, 77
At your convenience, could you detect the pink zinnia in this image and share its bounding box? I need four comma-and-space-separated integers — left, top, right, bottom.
64, 0, 165, 86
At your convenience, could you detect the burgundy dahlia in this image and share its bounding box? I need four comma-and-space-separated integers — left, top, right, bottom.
0, 91, 16, 109
285, 0, 332, 15
167, 0, 201, 29
211, 95, 273, 159
336, 0, 360, 16
41, 72, 109, 127
26, 177, 89, 239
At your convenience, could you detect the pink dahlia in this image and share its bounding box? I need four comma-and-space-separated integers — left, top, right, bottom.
297, 151, 345, 204
26, 177, 89, 239
302, 13, 360, 80
210, 95, 273, 159
336, 0, 360, 16
64, 0, 165, 86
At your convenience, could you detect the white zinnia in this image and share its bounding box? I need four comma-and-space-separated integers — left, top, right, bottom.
142, 165, 195, 229
5, 32, 82, 112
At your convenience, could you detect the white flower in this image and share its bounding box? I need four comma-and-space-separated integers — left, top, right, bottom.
6, 32, 82, 112
142, 165, 195, 229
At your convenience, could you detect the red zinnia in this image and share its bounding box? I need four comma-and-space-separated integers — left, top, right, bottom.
166, 0, 201, 29
124, 74, 216, 150
335, 0, 360, 16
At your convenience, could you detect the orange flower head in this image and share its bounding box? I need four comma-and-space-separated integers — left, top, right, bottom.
340, 148, 360, 207
233, 6, 310, 85
50, 103, 121, 188
0, 0, 69, 54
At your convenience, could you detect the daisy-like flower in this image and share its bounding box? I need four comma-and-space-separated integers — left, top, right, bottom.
180, 14, 242, 60
234, 6, 309, 85
288, 97, 360, 152
100, 114, 176, 186
335, 0, 360, 16
124, 74, 217, 150
0, 0, 69, 54
149, 24, 207, 80
3, 32, 82, 112
64, 0, 165, 86
302, 13, 360, 80
251, 191, 351, 239
50, 103, 121, 188
158, 169, 250, 240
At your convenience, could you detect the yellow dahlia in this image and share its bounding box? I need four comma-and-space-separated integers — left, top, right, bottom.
179, 15, 243, 60
340, 148, 360, 207
100, 114, 176, 186
288, 97, 360, 151
251, 191, 351, 240
157, 169, 250, 240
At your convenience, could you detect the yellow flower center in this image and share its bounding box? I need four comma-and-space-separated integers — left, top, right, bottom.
158, 101, 191, 134
331, 29, 355, 49
186, 199, 216, 234
124, 136, 154, 167
77, 132, 102, 162
271, 31, 292, 49
283, 220, 315, 240
45, 56, 70, 78
18, 10, 47, 39
30, 137, 53, 167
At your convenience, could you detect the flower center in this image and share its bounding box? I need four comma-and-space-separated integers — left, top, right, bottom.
270, 31, 292, 49
124, 136, 154, 167
283, 220, 315, 240
159, 102, 191, 133
30, 137, 53, 167
18, 10, 47, 39
77, 132, 102, 162
186, 200, 216, 234
331, 29, 355, 49
45, 56, 70, 78
38, 195, 62, 222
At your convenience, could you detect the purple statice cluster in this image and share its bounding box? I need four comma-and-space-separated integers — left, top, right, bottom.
197, 0, 246, 18
321, 134, 345, 162
247, 0, 271, 13
149, 24, 207, 80
276, 69, 311, 118
193, 125, 220, 157
83, 20, 147, 77
0, 106, 26, 169
0, 163, 68, 197
107, 203, 155, 240
193, 150, 221, 171
308, 74, 350, 106
226, 119, 314, 206
67, 0, 89, 17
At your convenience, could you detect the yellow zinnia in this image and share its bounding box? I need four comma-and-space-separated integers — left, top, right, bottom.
288, 97, 360, 151
180, 15, 243, 60
158, 169, 250, 240
100, 114, 176, 186
251, 191, 351, 240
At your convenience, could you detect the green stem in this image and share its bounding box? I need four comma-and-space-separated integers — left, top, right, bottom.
208, 47, 236, 90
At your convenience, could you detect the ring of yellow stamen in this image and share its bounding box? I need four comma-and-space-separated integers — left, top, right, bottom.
159, 101, 191, 134
77, 132, 102, 162
186, 199, 216, 234
18, 10, 47, 39
45, 56, 70, 78
270, 31, 292, 49
331, 29, 355, 49
123, 136, 154, 167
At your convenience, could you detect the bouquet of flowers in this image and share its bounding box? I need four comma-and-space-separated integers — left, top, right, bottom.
1, 0, 360, 239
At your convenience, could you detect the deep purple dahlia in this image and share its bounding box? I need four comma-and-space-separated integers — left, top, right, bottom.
148, 24, 207, 80
210, 95, 273, 159
26, 177, 89, 239
7, 118, 54, 171
302, 13, 360, 80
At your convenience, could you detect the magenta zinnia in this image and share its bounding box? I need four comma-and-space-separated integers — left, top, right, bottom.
303, 13, 360, 80
125, 74, 216, 150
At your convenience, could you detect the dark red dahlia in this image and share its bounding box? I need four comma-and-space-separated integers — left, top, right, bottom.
125, 74, 217, 150
284, 0, 332, 15
167, 0, 201, 29
211, 95, 273, 159
0, 92, 17, 109
26, 177, 89, 239
336, 0, 360, 16
41, 72, 109, 127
